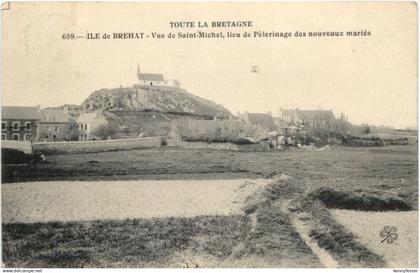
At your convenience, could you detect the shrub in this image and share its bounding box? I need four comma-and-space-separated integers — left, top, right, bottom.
342, 135, 384, 147
307, 187, 411, 211
93, 123, 118, 140
1, 148, 40, 165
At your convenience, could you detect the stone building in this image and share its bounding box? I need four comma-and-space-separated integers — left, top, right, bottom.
38, 108, 71, 141
279, 108, 300, 124
238, 112, 276, 131
135, 65, 165, 87
298, 110, 335, 128
76, 111, 109, 140
279, 108, 335, 128
238, 111, 277, 141
1, 106, 41, 141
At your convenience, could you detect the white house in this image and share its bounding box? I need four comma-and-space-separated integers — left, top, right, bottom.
76, 111, 108, 140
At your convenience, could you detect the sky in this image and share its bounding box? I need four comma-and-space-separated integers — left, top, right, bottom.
2, 2, 418, 128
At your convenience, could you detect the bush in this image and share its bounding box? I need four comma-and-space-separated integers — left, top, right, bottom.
308, 187, 411, 211
1, 148, 41, 165
93, 123, 118, 140
342, 135, 384, 147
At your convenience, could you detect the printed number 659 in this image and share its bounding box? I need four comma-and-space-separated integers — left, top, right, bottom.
62, 33, 75, 39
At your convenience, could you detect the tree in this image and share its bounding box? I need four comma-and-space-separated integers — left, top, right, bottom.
94, 123, 118, 140
67, 119, 80, 141
337, 113, 350, 135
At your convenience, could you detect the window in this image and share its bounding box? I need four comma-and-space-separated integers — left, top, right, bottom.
12, 122, 19, 131
1, 134, 6, 140
45, 126, 49, 132
85, 124, 87, 130
25, 122, 32, 130
12, 133, 19, 141
2, 122, 6, 130
24, 134, 31, 141
80, 124, 83, 130
54, 126, 59, 132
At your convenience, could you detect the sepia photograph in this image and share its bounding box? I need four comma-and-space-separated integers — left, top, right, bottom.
1, 1, 418, 269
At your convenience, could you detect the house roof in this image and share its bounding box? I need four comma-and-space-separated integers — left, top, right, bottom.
280, 109, 299, 115
2, 106, 42, 120
247, 113, 276, 129
138, 73, 164, 82
40, 109, 70, 123
77, 111, 108, 123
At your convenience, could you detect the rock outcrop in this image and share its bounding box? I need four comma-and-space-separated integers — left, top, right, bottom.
81, 86, 231, 118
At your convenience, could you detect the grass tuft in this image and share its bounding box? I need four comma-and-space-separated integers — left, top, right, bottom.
308, 187, 412, 211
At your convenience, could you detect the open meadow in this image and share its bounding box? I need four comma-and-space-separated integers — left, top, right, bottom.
2, 144, 418, 267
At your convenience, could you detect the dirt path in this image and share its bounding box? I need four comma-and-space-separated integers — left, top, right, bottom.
2, 179, 270, 223
280, 200, 339, 268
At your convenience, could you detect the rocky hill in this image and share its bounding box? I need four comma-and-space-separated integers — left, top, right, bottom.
80, 86, 232, 118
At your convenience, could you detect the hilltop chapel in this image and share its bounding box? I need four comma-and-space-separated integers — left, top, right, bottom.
136, 65, 165, 86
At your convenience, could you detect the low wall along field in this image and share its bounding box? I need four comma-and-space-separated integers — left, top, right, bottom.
168, 139, 270, 151
33, 137, 162, 155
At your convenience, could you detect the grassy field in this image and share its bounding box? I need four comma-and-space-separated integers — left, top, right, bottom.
2, 188, 321, 268
2, 144, 418, 267
3, 145, 418, 207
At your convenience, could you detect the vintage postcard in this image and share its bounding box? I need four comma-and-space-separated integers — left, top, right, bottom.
1, 1, 418, 269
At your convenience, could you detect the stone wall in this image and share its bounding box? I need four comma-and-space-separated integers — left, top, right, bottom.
167, 139, 270, 152
33, 137, 162, 155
